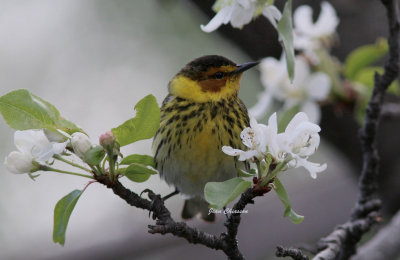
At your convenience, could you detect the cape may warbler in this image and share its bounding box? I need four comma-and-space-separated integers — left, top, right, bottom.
152, 55, 258, 221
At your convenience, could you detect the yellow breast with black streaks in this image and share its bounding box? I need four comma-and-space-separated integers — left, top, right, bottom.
152, 95, 249, 198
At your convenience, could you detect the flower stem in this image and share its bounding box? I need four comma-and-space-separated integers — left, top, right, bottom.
261, 157, 292, 186
89, 165, 102, 176
54, 154, 92, 172
256, 161, 262, 179
41, 165, 94, 179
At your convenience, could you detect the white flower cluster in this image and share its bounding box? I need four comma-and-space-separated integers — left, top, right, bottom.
223, 112, 326, 179
250, 55, 331, 123
201, 0, 282, 32
4, 129, 92, 175
250, 2, 339, 123
293, 2, 339, 64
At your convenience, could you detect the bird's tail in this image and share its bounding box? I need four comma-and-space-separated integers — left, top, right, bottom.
181, 197, 215, 222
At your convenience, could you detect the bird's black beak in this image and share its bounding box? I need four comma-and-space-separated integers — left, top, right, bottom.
233, 61, 259, 74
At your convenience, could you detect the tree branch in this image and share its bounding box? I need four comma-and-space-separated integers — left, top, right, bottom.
95, 175, 269, 260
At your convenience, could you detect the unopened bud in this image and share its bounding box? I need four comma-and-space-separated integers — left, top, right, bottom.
4, 151, 36, 174
71, 132, 92, 159
99, 131, 115, 148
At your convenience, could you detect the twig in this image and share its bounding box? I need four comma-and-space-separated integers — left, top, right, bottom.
276, 246, 309, 260
223, 186, 270, 259
354, 0, 400, 215
352, 209, 400, 260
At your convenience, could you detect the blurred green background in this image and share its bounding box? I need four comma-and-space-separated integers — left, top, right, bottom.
0, 1, 358, 259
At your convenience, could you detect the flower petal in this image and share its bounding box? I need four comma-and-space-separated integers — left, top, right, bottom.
254, 123, 269, 153
293, 32, 313, 50
306, 72, 331, 101
238, 150, 258, 161
14, 130, 54, 162
230, 3, 255, 28
249, 91, 272, 119
4, 151, 34, 174
52, 141, 68, 155
260, 56, 287, 93
293, 5, 314, 35
293, 56, 310, 86
240, 127, 254, 148
284, 112, 309, 134
222, 146, 244, 157
314, 2, 339, 36
14, 130, 39, 154
222, 146, 257, 161
296, 157, 327, 179
301, 101, 321, 124
266, 113, 285, 160
201, 5, 233, 32
262, 5, 282, 28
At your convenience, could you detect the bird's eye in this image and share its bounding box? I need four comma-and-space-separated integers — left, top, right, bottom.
214, 72, 224, 79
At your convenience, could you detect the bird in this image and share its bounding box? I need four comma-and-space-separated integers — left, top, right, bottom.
152, 55, 258, 221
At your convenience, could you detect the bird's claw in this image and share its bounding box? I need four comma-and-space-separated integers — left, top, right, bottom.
140, 188, 155, 198
140, 189, 160, 220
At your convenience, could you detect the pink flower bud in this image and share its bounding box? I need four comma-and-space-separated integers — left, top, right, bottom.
99, 131, 115, 148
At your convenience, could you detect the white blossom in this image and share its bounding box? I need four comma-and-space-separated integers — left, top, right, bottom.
223, 112, 327, 179
222, 117, 268, 161
70, 132, 92, 159
201, 0, 281, 33
14, 129, 67, 162
4, 151, 35, 174
250, 55, 331, 123
293, 1, 339, 63
4, 129, 68, 174
276, 112, 327, 178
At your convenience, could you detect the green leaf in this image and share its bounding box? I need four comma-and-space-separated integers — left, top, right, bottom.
53, 189, 83, 245
111, 95, 160, 147
354, 67, 382, 88
204, 177, 251, 209
278, 105, 300, 133
84, 146, 105, 165
237, 168, 256, 177
353, 66, 399, 95
120, 154, 156, 168
277, 0, 295, 82
274, 178, 304, 224
344, 38, 388, 80
123, 163, 157, 182
352, 66, 399, 124
0, 89, 81, 134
